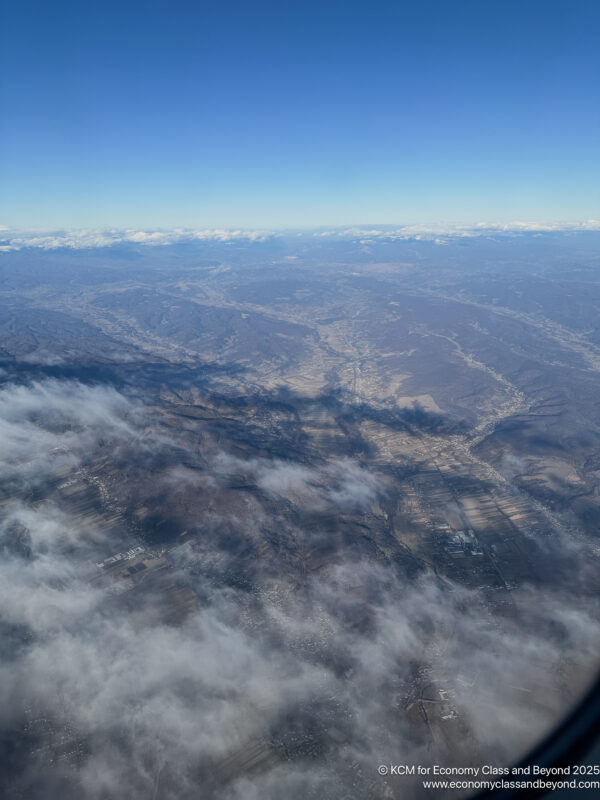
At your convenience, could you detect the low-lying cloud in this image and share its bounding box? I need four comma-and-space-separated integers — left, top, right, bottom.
0, 378, 599, 800
0, 228, 277, 251
1, 221, 600, 252
212, 452, 383, 511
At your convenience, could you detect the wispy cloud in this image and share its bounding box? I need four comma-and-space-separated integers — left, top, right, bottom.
0, 379, 150, 490
1, 379, 598, 799
0, 228, 277, 251
1, 221, 599, 251
314, 220, 600, 241
212, 452, 384, 511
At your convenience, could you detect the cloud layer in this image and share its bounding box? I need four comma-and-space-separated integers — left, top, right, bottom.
1, 221, 599, 251
0, 228, 276, 252
0, 379, 598, 800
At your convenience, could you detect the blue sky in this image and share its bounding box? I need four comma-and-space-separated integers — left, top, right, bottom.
1, 0, 599, 229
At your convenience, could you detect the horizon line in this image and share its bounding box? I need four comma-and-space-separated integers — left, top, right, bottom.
1, 219, 600, 252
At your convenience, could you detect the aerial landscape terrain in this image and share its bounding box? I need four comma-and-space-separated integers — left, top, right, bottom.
2, 0, 599, 796
0, 225, 599, 799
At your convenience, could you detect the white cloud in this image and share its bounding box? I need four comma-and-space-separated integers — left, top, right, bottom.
0, 379, 157, 497
0, 227, 278, 251
212, 452, 383, 511
1, 221, 599, 251
1, 379, 599, 799
313, 219, 600, 240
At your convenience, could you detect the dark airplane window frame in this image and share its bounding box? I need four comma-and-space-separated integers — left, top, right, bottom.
477, 675, 600, 798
